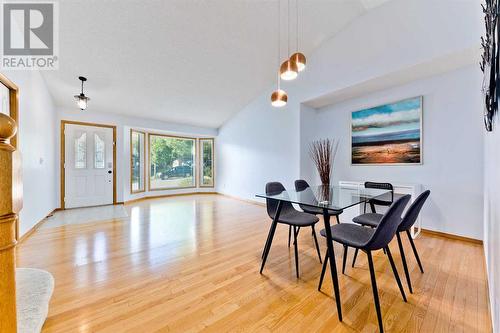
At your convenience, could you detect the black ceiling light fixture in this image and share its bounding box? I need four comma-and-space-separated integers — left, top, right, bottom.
74, 76, 90, 110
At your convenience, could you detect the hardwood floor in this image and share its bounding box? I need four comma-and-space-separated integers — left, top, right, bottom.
16, 194, 492, 332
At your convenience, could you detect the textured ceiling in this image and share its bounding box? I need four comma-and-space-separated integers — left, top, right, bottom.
42, 0, 391, 128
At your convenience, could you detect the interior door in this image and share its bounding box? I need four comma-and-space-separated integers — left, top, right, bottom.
64, 123, 114, 208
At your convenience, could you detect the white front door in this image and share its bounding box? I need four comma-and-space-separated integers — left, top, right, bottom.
64, 123, 114, 208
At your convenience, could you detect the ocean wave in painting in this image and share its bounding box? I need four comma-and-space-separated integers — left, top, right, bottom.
352, 129, 420, 146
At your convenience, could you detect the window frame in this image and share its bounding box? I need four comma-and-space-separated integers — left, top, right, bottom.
148, 132, 197, 191
130, 129, 146, 194
198, 138, 215, 188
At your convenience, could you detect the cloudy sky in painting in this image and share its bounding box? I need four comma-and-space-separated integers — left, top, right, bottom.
352, 97, 421, 137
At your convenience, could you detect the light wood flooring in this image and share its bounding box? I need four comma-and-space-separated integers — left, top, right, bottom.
16, 194, 492, 332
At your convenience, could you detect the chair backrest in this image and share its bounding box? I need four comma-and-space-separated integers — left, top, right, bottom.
265, 182, 294, 220
365, 181, 394, 204
294, 179, 309, 192
398, 190, 430, 231
365, 194, 411, 250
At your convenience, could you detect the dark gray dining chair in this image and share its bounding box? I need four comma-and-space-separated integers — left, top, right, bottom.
318, 194, 411, 333
260, 182, 322, 278
351, 181, 394, 268
293, 179, 343, 264
351, 190, 430, 293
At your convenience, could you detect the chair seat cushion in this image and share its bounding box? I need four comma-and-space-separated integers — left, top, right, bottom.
320, 223, 374, 248
352, 213, 384, 227
301, 206, 343, 216
278, 210, 319, 226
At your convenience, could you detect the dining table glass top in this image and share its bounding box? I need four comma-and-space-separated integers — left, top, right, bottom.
256, 185, 391, 212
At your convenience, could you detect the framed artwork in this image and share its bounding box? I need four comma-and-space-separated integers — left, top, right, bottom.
351, 96, 422, 165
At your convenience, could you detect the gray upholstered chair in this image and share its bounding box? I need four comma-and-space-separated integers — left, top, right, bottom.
351, 190, 431, 293
351, 181, 394, 269
293, 179, 343, 264
318, 194, 411, 333
260, 182, 322, 278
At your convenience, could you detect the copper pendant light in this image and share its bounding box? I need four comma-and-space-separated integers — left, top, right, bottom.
290, 52, 306, 72
290, 0, 306, 72
280, 59, 298, 81
271, 0, 287, 107
280, 0, 298, 81
271, 89, 288, 107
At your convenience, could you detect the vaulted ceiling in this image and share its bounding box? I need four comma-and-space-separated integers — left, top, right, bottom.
42, 0, 391, 128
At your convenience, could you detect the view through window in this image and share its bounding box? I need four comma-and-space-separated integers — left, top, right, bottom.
200, 139, 214, 187
131, 130, 146, 192
149, 134, 196, 189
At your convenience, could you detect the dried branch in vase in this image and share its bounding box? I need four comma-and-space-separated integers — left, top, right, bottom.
309, 138, 338, 186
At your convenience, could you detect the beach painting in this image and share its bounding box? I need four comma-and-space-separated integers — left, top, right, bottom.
351, 96, 422, 165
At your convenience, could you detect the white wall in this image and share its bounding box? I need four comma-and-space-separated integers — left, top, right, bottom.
2, 70, 58, 237
57, 108, 217, 204
301, 66, 483, 240
217, 0, 482, 208
484, 111, 500, 331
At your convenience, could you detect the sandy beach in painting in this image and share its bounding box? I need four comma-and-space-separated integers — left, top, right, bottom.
352, 140, 420, 164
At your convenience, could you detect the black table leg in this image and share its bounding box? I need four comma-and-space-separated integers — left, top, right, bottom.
260, 200, 283, 274
322, 208, 342, 322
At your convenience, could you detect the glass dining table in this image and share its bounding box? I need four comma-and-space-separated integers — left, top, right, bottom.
256, 185, 391, 322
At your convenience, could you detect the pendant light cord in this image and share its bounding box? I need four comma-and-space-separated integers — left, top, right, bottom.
296, 0, 299, 52
278, 0, 281, 90
287, 0, 290, 55
81, 79, 84, 94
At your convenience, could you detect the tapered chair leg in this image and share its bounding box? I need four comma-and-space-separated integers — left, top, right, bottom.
294, 227, 300, 245
288, 225, 291, 248
293, 226, 300, 278
367, 251, 384, 333
396, 232, 413, 293
342, 245, 348, 274
352, 248, 359, 268
385, 246, 407, 302
406, 230, 424, 273
318, 252, 329, 291
311, 225, 322, 263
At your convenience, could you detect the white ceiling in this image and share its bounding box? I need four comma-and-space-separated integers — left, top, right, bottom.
43, 0, 390, 128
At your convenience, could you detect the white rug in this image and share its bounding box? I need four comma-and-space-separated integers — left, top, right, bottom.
16, 268, 54, 333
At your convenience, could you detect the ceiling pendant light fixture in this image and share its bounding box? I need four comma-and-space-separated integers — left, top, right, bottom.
74, 76, 90, 110
271, 0, 288, 107
280, 0, 298, 81
290, 0, 306, 71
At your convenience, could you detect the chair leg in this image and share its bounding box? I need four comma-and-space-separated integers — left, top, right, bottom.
396, 232, 413, 293
406, 230, 424, 273
293, 226, 300, 278
342, 245, 348, 274
318, 252, 329, 291
352, 248, 359, 268
288, 225, 291, 248
367, 251, 384, 333
311, 225, 322, 263
385, 246, 407, 302
294, 227, 300, 245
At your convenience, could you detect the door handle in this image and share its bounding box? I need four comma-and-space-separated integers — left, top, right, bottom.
108, 170, 112, 174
